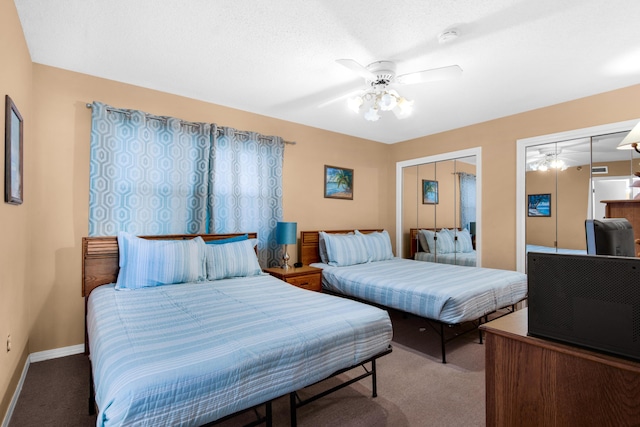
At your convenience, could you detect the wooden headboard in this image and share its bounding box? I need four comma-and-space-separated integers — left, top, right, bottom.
82, 233, 257, 298
300, 229, 383, 265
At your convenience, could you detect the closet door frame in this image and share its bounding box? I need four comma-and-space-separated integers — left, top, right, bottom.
515, 119, 639, 273
396, 147, 482, 266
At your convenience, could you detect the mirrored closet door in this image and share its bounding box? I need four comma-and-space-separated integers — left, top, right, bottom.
518, 120, 639, 272
397, 148, 481, 267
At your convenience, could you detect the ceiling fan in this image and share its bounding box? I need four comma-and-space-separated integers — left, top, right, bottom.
322, 59, 463, 121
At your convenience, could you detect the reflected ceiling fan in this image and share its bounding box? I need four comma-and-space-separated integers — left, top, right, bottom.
322, 58, 463, 121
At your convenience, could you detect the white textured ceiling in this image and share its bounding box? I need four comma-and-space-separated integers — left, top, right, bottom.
14, 0, 640, 144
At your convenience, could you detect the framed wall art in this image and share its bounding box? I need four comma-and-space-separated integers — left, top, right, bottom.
5, 95, 23, 205
324, 165, 353, 200
422, 180, 438, 204
528, 193, 551, 217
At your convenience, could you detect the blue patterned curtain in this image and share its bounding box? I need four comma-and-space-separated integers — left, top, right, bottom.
459, 172, 476, 231
209, 126, 284, 267
89, 102, 211, 236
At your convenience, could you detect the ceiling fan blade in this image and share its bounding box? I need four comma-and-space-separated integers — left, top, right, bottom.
396, 65, 462, 85
318, 88, 363, 108
336, 59, 377, 81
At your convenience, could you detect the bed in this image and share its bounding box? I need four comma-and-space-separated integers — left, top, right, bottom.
301, 229, 527, 363
82, 232, 393, 426
410, 228, 476, 267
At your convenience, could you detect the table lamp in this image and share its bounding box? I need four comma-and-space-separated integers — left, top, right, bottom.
276, 221, 297, 269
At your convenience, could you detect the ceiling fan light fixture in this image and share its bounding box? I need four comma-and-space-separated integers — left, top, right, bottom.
379, 92, 397, 111
347, 96, 363, 113
393, 97, 414, 119
364, 107, 380, 122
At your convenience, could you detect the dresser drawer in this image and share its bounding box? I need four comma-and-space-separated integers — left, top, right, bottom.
286, 273, 322, 292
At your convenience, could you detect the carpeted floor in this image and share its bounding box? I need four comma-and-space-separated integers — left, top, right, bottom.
8, 309, 489, 426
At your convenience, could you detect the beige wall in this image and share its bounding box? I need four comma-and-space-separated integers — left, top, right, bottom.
0, 0, 32, 419
389, 85, 640, 269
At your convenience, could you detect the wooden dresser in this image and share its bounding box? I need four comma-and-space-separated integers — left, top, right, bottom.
602, 198, 640, 243
480, 309, 640, 426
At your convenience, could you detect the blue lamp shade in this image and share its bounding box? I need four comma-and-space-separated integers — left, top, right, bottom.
276, 222, 297, 245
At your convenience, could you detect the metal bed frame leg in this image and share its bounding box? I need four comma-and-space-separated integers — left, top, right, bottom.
88, 366, 96, 415
290, 392, 297, 427
440, 323, 447, 364
371, 358, 378, 397
265, 401, 272, 427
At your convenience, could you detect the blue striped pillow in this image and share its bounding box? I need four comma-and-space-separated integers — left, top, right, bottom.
115, 232, 206, 290
321, 231, 370, 267
454, 228, 475, 253
356, 230, 394, 261
205, 239, 263, 280
435, 229, 456, 254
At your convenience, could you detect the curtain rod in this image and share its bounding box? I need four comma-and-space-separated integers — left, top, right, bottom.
85, 103, 296, 145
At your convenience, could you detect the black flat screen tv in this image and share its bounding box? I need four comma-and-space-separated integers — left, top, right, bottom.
585, 218, 635, 257
527, 251, 640, 361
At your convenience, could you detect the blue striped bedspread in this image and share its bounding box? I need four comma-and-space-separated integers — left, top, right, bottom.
414, 251, 476, 267
311, 258, 527, 324
87, 274, 392, 426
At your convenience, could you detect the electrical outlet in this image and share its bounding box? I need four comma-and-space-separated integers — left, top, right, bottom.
6, 335, 10, 352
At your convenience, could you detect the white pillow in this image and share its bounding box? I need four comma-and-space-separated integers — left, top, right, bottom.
320, 231, 370, 267
116, 232, 206, 290
356, 230, 394, 261
205, 239, 262, 280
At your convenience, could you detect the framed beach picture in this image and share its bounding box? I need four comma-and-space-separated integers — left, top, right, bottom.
5, 95, 23, 205
324, 165, 353, 200
528, 193, 551, 217
422, 180, 438, 204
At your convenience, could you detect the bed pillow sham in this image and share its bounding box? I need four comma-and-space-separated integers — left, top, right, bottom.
454, 228, 475, 253
320, 231, 370, 267
356, 230, 394, 261
418, 229, 433, 253
115, 232, 207, 290
434, 229, 457, 254
318, 231, 353, 263
205, 238, 262, 280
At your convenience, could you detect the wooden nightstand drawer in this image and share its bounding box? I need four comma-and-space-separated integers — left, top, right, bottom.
263, 266, 323, 292
285, 273, 321, 291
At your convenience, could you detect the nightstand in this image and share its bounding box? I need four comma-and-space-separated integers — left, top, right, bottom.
263, 265, 323, 292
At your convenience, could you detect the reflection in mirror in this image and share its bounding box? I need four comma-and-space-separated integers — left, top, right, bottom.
408, 156, 477, 266
524, 131, 635, 261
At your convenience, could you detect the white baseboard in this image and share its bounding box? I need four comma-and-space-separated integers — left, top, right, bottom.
2, 344, 85, 427
29, 344, 84, 363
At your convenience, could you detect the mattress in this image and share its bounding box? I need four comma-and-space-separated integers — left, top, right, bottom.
311, 258, 527, 324
414, 251, 476, 267
87, 274, 393, 426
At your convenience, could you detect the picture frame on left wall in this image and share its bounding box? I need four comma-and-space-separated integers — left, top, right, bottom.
5, 95, 23, 205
